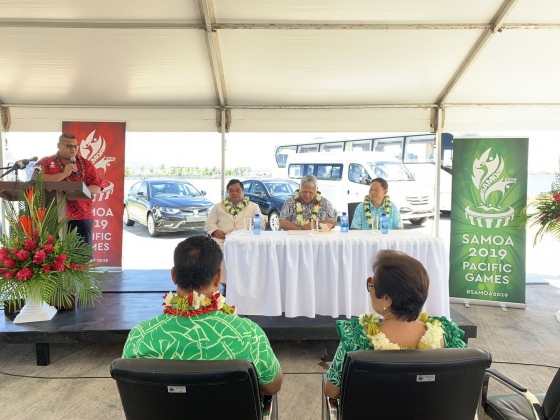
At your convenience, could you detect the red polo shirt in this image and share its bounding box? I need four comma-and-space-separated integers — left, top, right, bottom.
38, 154, 103, 220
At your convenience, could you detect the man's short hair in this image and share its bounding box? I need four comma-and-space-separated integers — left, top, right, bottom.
173, 236, 223, 290
59, 133, 76, 142
372, 250, 429, 322
371, 177, 388, 190
300, 175, 318, 189
227, 179, 244, 191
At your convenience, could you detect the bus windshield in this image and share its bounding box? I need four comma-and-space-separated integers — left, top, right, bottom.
367, 161, 414, 182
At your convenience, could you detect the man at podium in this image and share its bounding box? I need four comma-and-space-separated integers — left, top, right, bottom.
38, 133, 103, 251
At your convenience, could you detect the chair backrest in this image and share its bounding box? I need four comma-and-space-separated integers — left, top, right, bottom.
544, 368, 560, 420
339, 348, 492, 420
110, 358, 262, 420
347, 202, 360, 227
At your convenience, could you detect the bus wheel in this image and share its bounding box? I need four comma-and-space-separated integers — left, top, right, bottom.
410, 217, 428, 225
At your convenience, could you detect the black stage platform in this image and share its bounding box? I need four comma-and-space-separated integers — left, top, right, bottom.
0, 270, 477, 365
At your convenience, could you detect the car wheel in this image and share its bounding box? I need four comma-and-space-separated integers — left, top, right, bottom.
410, 217, 428, 225
123, 206, 135, 226
147, 213, 160, 237
268, 210, 280, 231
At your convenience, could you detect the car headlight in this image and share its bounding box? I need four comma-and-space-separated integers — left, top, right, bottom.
159, 207, 180, 214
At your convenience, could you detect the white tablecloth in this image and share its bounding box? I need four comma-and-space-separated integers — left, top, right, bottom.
224, 230, 449, 318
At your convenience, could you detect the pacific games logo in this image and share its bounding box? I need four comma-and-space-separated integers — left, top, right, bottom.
465, 148, 517, 228
79, 130, 116, 202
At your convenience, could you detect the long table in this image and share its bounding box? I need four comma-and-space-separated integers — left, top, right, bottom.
224, 230, 450, 318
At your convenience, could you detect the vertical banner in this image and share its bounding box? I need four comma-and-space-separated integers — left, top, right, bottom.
449, 138, 528, 308
62, 121, 125, 270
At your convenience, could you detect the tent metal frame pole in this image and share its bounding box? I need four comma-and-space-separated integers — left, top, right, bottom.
221, 108, 226, 199
434, 107, 443, 238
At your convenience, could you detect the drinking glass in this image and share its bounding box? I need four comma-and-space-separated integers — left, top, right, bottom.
371, 215, 380, 234
309, 219, 320, 236
242, 217, 253, 234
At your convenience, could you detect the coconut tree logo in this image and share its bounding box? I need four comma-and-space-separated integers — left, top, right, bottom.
465, 148, 517, 228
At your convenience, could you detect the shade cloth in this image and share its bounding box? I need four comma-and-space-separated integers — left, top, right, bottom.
224, 230, 449, 318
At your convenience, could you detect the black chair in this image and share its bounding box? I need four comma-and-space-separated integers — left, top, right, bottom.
347, 202, 360, 228
110, 358, 278, 420
322, 348, 492, 420
482, 368, 560, 420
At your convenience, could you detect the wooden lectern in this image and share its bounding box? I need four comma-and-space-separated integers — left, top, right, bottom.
0, 181, 91, 202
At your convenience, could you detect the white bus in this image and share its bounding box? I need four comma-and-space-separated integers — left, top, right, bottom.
275, 133, 453, 211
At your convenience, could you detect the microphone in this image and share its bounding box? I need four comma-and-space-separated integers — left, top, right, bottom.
70, 156, 78, 176
13, 156, 38, 168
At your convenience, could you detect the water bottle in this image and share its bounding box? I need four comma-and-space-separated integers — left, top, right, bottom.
253, 214, 261, 235
380, 213, 389, 234
340, 212, 349, 233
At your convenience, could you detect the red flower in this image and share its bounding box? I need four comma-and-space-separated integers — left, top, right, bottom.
52, 262, 65, 272
25, 187, 34, 205
33, 227, 39, 241
5, 271, 14, 279
0, 248, 9, 259
47, 235, 54, 245
15, 249, 29, 261
43, 265, 51, 274
43, 244, 54, 254
25, 239, 37, 252
55, 254, 67, 264
16, 268, 33, 281
18, 215, 33, 238
33, 250, 46, 265
553, 192, 558, 198
36, 208, 47, 223
3, 258, 17, 269
557, 215, 560, 221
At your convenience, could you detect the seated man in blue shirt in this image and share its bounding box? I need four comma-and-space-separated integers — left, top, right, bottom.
351, 178, 404, 230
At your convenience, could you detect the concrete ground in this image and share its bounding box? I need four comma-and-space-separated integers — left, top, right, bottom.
1, 283, 559, 420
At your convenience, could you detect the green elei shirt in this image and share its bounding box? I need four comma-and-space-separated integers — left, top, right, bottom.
122, 311, 280, 385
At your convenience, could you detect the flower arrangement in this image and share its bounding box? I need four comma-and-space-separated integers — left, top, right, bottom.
162, 290, 236, 318
523, 157, 560, 245
0, 173, 103, 309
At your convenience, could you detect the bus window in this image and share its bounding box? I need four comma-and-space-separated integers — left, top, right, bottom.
346, 140, 372, 152
305, 165, 315, 176
288, 164, 304, 178
316, 164, 342, 180
298, 144, 319, 153
320, 142, 344, 152
404, 135, 435, 163
367, 161, 413, 182
349, 163, 371, 184
275, 146, 297, 168
373, 138, 404, 160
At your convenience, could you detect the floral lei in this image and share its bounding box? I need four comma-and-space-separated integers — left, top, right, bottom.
363, 195, 392, 227
162, 290, 236, 318
358, 312, 443, 350
294, 189, 322, 226
222, 196, 249, 216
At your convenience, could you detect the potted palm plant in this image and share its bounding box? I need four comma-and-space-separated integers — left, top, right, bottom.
0, 173, 104, 323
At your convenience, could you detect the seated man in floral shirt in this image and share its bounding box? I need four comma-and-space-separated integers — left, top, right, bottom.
279, 175, 337, 230
122, 236, 283, 395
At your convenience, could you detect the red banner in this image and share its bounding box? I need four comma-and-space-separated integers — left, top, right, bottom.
62, 121, 125, 269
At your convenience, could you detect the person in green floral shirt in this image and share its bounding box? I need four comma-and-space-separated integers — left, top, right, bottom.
324, 250, 467, 399
122, 236, 282, 395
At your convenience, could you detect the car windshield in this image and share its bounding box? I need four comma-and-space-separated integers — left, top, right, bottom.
150, 182, 202, 198
263, 182, 298, 196
366, 161, 415, 182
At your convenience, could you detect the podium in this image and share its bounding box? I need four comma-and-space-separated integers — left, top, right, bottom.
0, 181, 91, 202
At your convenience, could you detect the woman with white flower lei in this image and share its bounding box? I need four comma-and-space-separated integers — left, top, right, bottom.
351, 177, 404, 230
279, 175, 337, 231
324, 250, 468, 399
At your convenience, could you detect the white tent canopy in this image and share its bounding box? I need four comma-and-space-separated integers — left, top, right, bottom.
1, 0, 560, 133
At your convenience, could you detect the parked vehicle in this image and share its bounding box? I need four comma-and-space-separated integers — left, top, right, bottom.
124, 179, 213, 237
285, 151, 434, 225
242, 178, 299, 231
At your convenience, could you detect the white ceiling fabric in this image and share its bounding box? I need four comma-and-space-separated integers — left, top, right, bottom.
0, 0, 559, 132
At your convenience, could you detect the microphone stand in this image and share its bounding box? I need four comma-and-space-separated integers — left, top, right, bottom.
0, 164, 23, 180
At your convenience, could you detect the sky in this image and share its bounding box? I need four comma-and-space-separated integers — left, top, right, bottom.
2, 131, 560, 173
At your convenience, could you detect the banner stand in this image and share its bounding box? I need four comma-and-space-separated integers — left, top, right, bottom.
449, 137, 529, 309
450, 297, 526, 311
